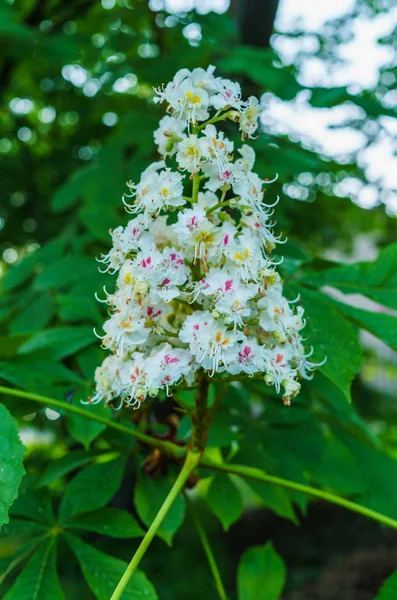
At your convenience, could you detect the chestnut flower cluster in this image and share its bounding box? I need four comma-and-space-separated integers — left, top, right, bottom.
91, 66, 321, 409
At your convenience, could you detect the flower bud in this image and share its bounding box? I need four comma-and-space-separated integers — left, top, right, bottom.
226, 110, 240, 122
272, 330, 286, 344
229, 197, 238, 208
264, 374, 274, 386
242, 206, 253, 216
282, 379, 300, 400
135, 388, 147, 403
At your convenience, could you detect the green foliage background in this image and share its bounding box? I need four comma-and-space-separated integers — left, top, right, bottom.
0, 0, 396, 598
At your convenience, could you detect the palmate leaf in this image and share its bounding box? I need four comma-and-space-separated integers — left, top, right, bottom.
66, 534, 158, 600
244, 478, 298, 522
330, 300, 397, 352
3, 539, 64, 600
292, 286, 363, 401
0, 404, 25, 528
219, 46, 302, 100
134, 469, 185, 546
0, 539, 44, 587
237, 542, 286, 600
234, 438, 299, 519
9, 292, 55, 336
17, 326, 95, 360
301, 242, 397, 310
333, 428, 397, 520
38, 449, 99, 487
0, 356, 83, 397
9, 484, 55, 526
0, 520, 49, 585
66, 392, 111, 449
64, 508, 144, 538
0, 524, 54, 591
59, 455, 126, 519
0, 520, 49, 550
1, 238, 66, 293
33, 257, 94, 291
206, 473, 243, 531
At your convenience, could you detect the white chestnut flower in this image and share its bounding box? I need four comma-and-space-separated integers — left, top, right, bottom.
154, 115, 186, 157
92, 66, 322, 409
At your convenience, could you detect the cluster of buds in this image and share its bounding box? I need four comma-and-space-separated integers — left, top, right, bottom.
91, 66, 321, 409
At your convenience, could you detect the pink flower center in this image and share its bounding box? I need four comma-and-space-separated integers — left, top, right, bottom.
224, 279, 233, 292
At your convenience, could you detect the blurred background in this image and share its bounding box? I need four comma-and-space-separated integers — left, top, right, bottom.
0, 0, 397, 598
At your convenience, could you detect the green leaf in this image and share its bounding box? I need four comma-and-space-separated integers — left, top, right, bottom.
10, 484, 55, 525
66, 392, 110, 449
17, 327, 95, 359
57, 295, 102, 324
76, 346, 105, 380
66, 534, 158, 600
0, 362, 59, 400
309, 86, 349, 107
38, 449, 98, 487
295, 286, 362, 401
0, 404, 26, 527
206, 473, 243, 530
331, 300, 397, 351
0, 539, 44, 586
219, 47, 301, 100
333, 428, 397, 520
51, 165, 97, 212
134, 469, 185, 545
60, 456, 126, 518
0, 520, 49, 584
3, 540, 64, 600
0, 357, 82, 402
301, 243, 397, 310
1, 254, 38, 293
245, 479, 297, 523
34, 257, 94, 291
0, 519, 49, 549
1, 239, 66, 292
64, 508, 143, 538
375, 570, 397, 599
237, 542, 286, 600
9, 293, 55, 336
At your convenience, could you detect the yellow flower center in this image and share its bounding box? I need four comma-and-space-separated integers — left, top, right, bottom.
233, 248, 250, 262
194, 230, 215, 244
186, 145, 200, 157
185, 90, 201, 104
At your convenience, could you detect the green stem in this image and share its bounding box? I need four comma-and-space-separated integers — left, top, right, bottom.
185, 494, 228, 600
201, 458, 397, 531
191, 174, 200, 203
206, 200, 230, 215
207, 195, 240, 215
195, 109, 231, 132
109, 450, 201, 600
161, 328, 179, 338
0, 385, 184, 458
3, 384, 397, 530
